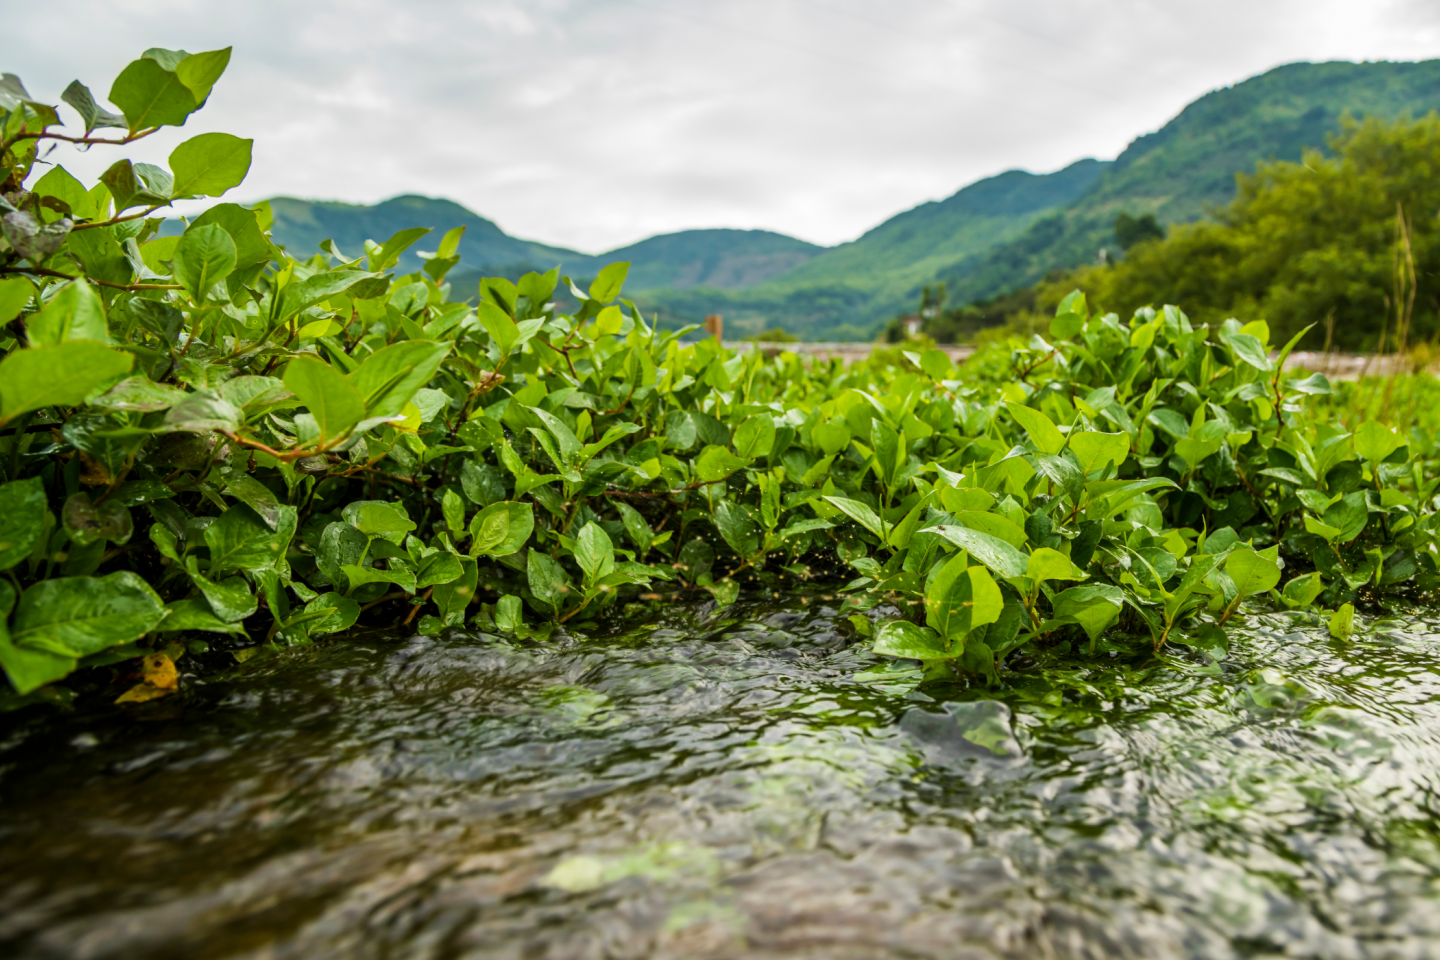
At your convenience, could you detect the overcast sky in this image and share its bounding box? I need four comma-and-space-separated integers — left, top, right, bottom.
9, 0, 1440, 252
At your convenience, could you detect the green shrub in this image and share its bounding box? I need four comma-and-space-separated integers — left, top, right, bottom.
1, 51, 1435, 704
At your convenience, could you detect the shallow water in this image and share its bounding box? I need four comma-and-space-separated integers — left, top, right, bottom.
4, 596, 1440, 959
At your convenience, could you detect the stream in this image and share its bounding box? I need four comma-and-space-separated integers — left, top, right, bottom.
3, 595, 1440, 959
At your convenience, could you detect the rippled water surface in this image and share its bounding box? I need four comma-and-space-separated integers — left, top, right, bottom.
5, 596, 1440, 959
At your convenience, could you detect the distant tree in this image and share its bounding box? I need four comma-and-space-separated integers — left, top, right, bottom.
919, 282, 948, 320
1053, 114, 1440, 351
1113, 212, 1166, 251
747, 328, 799, 342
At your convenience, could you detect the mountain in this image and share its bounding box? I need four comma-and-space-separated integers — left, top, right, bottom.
937, 59, 1440, 305
260, 59, 1440, 339
264, 197, 821, 294
265, 195, 590, 276
634, 159, 1108, 337
603, 229, 822, 290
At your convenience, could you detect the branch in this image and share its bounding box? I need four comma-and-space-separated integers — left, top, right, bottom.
71, 205, 169, 233
0, 266, 181, 291
218, 431, 324, 463
6, 127, 157, 148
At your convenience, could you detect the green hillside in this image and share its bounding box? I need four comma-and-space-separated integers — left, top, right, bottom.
939, 59, 1440, 305
267, 195, 589, 276
602, 229, 822, 290
634, 160, 1109, 338
260, 59, 1440, 339
264, 198, 828, 294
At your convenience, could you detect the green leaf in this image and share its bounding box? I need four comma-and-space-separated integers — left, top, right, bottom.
0, 477, 46, 570
1004, 401, 1065, 456
811, 420, 851, 456
733, 415, 776, 458
157, 597, 247, 634
923, 551, 968, 637
527, 550, 569, 616
919, 349, 952, 381
616, 502, 655, 557
174, 47, 231, 103
192, 572, 257, 622
2, 210, 73, 261
0, 276, 34, 324
589, 262, 629, 302
1228, 333, 1272, 371
869, 418, 905, 486
715, 500, 761, 560
1026, 547, 1086, 583
526, 406, 582, 464
950, 510, 1027, 549
99, 160, 169, 213
172, 223, 237, 301
349, 340, 451, 419
1303, 516, 1342, 542
11, 572, 165, 659
468, 502, 533, 557
823, 496, 885, 539
933, 525, 1029, 580
1288, 373, 1332, 395
61, 81, 126, 134
1052, 584, 1124, 642
1329, 602, 1355, 639
204, 504, 296, 578
695, 445, 751, 483
0, 577, 74, 694
925, 560, 1003, 647
1051, 309, 1085, 341
416, 552, 464, 589
433, 557, 478, 625
187, 203, 274, 280
1174, 437, 1219, 469
276, 270, 378, 321
32, 165, 96, 220
873, 620, 948, 660
477, 301, 520, 352
574, 522, 616, 585
1280, 572, 1325, 608
61, 492, 132, 546
169, 132, 252, 198
284, 356, 366, 443
0, 341, 133, 425
369, 226, 431, 272
494, 595, 523, 632
341, 563, 416, 595
302, 591, 359, 638
1322, 492, 1368, 544
1354, 421, 1402, 463
342, 501, 416, 544
108, 56, 197, 130
26, 280, 108, 346
1225, 548, 1282, 600
222, 474, 282, 529
1068, 431, 1130, 477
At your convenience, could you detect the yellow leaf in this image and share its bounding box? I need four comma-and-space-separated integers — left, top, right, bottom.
142, 652, 179, 690
116, 682, 174, 704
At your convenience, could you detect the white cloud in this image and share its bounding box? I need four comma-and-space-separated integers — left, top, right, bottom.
8, 0, 1439, 251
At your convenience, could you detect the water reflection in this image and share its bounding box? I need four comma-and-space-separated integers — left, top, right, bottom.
3, 599, 1440, 958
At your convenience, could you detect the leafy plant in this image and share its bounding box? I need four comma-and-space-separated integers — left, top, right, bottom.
1, 49, 1434, 707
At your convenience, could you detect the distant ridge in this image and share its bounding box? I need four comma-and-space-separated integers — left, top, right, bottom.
937, 59, 1440, 305
261, 58, 1440, 339
266, 195, 588, 277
